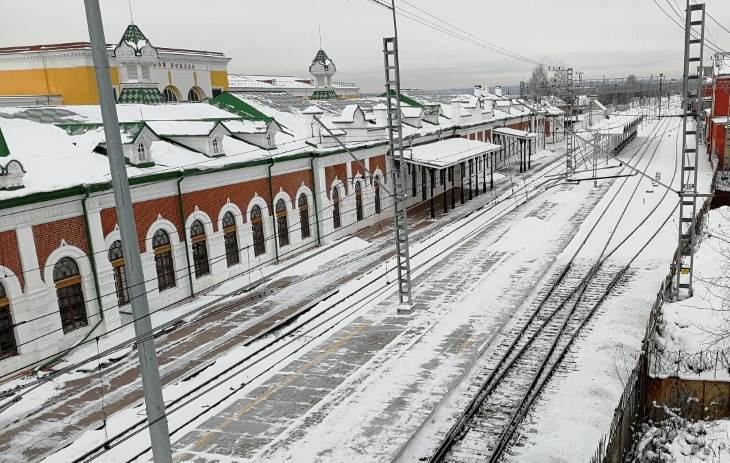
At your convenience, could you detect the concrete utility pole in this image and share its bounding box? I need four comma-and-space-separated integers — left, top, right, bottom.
83, 1, 173, 461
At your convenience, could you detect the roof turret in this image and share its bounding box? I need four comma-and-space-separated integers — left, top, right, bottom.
118, 24, 150, 56
0, 126, 10, 157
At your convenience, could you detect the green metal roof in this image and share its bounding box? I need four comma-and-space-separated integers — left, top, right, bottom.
0, 127, 9, 157
119, 24, 149, 56
208, 92, 270, 119
117, 87, 166, 105
378, 89, 424, 108
311, 90, 338, 101
312, 49, 330, 64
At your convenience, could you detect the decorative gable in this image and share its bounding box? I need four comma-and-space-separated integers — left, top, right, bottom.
147, 121, 233, 157
0, 159, 25, 190
226, 120, 280, 150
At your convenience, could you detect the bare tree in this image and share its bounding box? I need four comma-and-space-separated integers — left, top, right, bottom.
528, 64, 549, 101
692, 208, 730, 347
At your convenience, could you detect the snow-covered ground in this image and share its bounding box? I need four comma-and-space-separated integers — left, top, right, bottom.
506, 113, 714, 462
652, 205, 730, 381
632, 408, 730, 462
3, 109, 704, 463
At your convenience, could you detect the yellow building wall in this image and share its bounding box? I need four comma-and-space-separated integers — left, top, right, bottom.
210, 71, 229, 90
0, 67, 120, 105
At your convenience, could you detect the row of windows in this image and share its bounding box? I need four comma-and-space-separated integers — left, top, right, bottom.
163, 86, 205, 103
331, 176, 382, 229
0, 185, 384, 348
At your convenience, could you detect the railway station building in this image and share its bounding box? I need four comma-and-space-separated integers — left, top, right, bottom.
0, 24, 230, 106
0, 85, 549, 378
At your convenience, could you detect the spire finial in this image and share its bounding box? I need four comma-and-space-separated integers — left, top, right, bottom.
318, 22, 322, 49
128, 0, 134, 24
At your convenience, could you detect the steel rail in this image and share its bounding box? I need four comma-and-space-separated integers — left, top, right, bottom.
428, 113, 675, 463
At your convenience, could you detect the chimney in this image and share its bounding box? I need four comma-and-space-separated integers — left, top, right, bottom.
473, 84, 482, 97
450, 98, 462, 124
303, 105, 324, 140
373, 103, 388, 127
494, 86, 503, 97
483, 99, 494, 118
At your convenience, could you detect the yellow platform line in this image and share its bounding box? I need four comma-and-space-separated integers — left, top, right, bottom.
173, 320, 372, 461
457, 335, 472, 356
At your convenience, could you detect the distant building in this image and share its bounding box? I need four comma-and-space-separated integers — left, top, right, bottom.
228, 49, 359, 100
0, 24, 230, 106
704, 53, 730, 206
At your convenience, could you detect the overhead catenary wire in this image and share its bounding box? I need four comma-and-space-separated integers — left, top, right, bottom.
95, 111, 680, 463
2, 134, 568, 393
363, 0, 546, 67
1, 104, 661, 400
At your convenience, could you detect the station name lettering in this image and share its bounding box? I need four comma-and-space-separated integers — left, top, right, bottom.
153, 62, 196, 70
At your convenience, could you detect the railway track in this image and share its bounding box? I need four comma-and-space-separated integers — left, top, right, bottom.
431, 262, 626, 463
421, 113, 681, 463
66, 143, 570, 463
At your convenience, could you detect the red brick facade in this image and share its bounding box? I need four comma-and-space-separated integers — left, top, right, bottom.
369, 154, 387, 180
101, 196, 182, 246
182, 178, 268, 227
0, 230, 24, 290
325, 163, 348, 196
33, 217, 89, 282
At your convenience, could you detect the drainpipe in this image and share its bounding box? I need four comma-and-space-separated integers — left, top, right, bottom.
177, 174, 194, 297
309, 155, 322, 245
268, 159, 280, 262
82, 186, 104, 321
36, 187, 106, 371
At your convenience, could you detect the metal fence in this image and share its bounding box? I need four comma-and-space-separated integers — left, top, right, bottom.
649, 348, 730, 378
588, 190, 716, 463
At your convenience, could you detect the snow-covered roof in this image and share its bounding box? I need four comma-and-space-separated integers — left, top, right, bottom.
493, 127, 536, 138
332, 105, 360, 123
401, 106, 424, 118
222, 119, 269, 134
0, 103, 239, 125
406, 138, 501, 168
146, 121, 217, 137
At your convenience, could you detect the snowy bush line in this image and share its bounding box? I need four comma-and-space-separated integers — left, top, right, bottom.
630, 407, 730, 462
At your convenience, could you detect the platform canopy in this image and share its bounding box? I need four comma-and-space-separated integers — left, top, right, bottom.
405, 137, 501, 169
493, 127, 537, 139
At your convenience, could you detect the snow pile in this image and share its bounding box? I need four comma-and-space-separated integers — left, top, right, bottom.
631, 408, 730, 462
653, 207, 730, 379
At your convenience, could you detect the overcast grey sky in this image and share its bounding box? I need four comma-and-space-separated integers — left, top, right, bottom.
1, 0, 729, 92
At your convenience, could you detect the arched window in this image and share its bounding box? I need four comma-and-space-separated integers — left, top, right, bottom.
332, 187, 341, 229
153, 230, 176, 291
0, 282, 17, 359
212, 138, 220, 154
298, 194, 311, 239
163, 87, 178, 102
108, 241, 129, 306
276, 199, 289, 248
53, 257, 88, 333
137, 143, 146, 161
190, 220, 210, 278
187, 88, 201, 102
374, 175, 382, 214
251, 205, 266, 257
355, 181, 364, 221
222, 212, 240, 267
